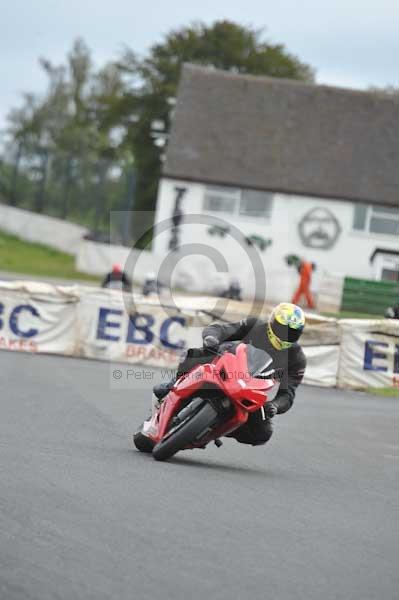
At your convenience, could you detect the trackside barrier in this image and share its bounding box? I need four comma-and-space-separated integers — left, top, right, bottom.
75, 240, 159, 279
0, 281, 398, 390
337, 319, 399, 389
76, 239, 297, 301
317, 273, 344, 314
0, 203, 88, 255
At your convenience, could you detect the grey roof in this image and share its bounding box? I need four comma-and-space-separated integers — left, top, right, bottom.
164, 64, 399, 207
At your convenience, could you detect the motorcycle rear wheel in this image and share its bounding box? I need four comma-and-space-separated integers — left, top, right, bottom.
152, 402, 218, 461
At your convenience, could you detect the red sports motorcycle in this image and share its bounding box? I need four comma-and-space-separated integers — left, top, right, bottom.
133, 341, 276, 461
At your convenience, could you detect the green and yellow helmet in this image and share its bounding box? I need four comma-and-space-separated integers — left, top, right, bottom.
267, 302, 305, 350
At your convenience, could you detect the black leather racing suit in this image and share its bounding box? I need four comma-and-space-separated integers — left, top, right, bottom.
176, 317, 307, 446
101, 271, 131, 291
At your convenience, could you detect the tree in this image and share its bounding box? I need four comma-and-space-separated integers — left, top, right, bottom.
368, 85, 399, 97
3, 24, 314, 244
118, 20, 314, 245
5, 38, 130, 231
6, 92, 50, 208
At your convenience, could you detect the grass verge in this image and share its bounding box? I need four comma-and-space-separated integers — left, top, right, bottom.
0, 230, 99, 283
366, 387, 399, 398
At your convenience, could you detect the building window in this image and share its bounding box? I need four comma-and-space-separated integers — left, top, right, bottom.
203, 185, 273, 219
382, 268, 399, 282
239, 190, 273, 218
203, 186, 240, 213
353, 204, 368, 230
353, 204, 399, 236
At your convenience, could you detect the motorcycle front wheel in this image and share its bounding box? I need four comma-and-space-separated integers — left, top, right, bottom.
152, 401, 218, 461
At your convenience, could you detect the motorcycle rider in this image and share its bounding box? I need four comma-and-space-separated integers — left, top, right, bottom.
385, 303, 399, 319
101, 264, 132, 292
152, 302, 306, 446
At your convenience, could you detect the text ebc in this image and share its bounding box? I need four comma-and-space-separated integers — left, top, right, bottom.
364, 340, 399, 373
96, 308, 186, 350
0, 303, 39, 338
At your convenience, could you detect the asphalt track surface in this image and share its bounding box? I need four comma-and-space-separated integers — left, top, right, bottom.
1, 351, 398, 600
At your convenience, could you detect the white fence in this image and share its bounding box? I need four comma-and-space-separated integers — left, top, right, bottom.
1, 280, 398, 390
76, 241, 347, 309
0, 203, 88, 255
75, 240, 159, 282
76, 239, 299, 299
317, 273, 344, 314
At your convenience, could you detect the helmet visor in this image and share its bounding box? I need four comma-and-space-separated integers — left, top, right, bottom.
271, 318, 303, 344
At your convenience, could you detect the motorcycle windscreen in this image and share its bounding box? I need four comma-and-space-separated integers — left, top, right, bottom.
246, 345, 273, 376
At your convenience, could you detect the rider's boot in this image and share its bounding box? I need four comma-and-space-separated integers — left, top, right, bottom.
150, 380, 177, 417
134, 381, 177, 452
151, 393, 161, 417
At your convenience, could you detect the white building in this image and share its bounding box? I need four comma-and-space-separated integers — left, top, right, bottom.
153, 65, 399, 302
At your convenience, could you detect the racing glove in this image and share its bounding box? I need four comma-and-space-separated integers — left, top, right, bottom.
203, 335, 219, 350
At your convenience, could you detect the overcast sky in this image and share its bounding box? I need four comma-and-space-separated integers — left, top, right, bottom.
1, 0, 398, 133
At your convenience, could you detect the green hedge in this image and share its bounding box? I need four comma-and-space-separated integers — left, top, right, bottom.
342, 277, 399, 315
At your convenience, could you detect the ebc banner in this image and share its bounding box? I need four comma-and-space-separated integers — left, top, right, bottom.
0, 289, 77, 355
338, 319, 399, 389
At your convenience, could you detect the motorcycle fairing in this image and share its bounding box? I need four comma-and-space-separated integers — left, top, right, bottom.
144, 343, 275, 448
